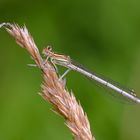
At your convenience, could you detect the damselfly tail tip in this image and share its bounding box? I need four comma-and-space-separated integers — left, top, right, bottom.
130, 89, 137, 97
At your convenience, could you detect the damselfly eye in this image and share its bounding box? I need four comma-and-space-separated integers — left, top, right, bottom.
47, 46, 52, 51
42, 46, 53, 56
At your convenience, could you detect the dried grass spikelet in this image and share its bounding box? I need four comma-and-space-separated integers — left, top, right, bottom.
0, 23, 95, 140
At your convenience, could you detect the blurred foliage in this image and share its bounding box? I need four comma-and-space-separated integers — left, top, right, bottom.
0, 0, 140, 140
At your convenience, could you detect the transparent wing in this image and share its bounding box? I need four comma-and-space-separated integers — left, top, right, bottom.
71, 59, 139, 104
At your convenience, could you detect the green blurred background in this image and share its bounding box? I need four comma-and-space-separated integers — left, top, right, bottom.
0, 0, 140, 140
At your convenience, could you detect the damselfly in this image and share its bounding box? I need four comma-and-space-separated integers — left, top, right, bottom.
42, 46, 140, 103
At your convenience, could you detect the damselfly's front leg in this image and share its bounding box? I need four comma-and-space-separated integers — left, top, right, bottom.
50, 58, 59, 73
50, 58, 71, 80
59, 68, 71, 81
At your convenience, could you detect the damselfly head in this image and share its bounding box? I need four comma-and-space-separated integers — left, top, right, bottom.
42, 46, 71, 66
42, 46, 53, 56
46, 46, 52, 51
